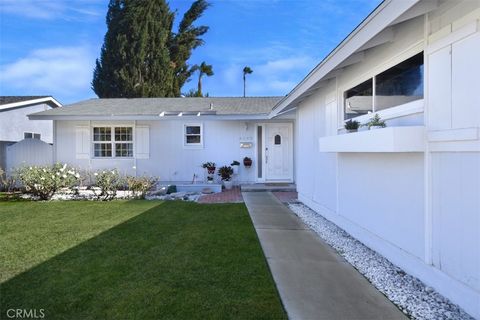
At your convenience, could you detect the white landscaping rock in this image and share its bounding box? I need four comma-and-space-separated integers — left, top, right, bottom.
288, 203, 474, 320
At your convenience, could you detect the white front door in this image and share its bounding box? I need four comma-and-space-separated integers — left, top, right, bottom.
265, 123, 293, 182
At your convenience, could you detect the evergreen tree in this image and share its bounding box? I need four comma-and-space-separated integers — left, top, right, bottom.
92, 0, 209, 98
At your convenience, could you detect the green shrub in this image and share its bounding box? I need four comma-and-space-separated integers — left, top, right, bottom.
126, 176, 157, 199
218, 166, 233, 181
15, 164, 81, 200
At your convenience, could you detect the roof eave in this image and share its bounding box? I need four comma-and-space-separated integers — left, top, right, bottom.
0, 96, 62, 112
269, 0, 420, 118
28, 114, 273, 121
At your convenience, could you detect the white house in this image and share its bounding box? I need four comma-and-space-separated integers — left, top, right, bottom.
28, 0, 479, 317
0, 96, 61, 170
270, 0, 480, 318
29, 97, 295, 184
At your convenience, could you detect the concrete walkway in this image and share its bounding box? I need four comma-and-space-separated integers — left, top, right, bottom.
243, 192, 407, 320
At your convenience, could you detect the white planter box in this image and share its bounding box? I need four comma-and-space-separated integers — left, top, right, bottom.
319, 126, 425, 152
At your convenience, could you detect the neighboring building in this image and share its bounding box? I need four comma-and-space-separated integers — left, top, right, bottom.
28, 0, 479, 318
0, 96, 61, 170
29, 97, 295, 184
271, 0, 480, 318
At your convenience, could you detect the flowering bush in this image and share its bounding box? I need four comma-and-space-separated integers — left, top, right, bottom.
15, 164, 81, 200
126, 176, 157, 199
92, 170, 123, 201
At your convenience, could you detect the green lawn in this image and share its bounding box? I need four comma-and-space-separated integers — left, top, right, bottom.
0, 200, 286, 319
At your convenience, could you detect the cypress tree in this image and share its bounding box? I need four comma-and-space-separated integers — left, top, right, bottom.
92, 0, 209, 98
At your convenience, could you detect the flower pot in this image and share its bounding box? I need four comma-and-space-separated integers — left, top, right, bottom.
347, 129, 358, 133
207, 167, 216, 174
243, 158, 252, 168
223, 180, 233, 190
232, 165, 239, 175
207, 179, 214, 184
370, 125, 384, 130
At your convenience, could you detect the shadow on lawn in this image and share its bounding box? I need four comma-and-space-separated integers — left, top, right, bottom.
0, 201, 286, 320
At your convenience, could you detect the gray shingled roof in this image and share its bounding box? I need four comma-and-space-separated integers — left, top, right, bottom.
30, 97, 283, 117
0, 96, 50, 105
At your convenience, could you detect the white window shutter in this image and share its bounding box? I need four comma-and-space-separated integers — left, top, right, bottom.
135, 126, 150, 159
75, 126, 90, 159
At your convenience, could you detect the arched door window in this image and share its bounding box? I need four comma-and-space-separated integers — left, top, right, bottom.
274, 134, 281, 145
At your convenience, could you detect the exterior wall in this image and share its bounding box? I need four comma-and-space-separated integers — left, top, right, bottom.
55, 119, 292, 184
295, 2, 480, 318
0, 103, 53, 143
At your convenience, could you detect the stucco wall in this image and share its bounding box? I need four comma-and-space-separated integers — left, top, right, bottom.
54, 119, 288, 184
0, 103, 53, 143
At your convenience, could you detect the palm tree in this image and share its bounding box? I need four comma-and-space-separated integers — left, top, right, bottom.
191, 62, 213, 97
243, 66, 253, 97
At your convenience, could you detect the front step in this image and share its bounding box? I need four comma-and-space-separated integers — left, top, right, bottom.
240, 183, 296, 192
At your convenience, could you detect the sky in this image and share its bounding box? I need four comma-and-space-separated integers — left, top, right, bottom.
0, 0, 381, 105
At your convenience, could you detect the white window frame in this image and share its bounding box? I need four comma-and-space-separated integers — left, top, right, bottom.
24, 132, 41, 140
339, 44, 425, 127
92, 126, 134, 158
183, 123, 203, 148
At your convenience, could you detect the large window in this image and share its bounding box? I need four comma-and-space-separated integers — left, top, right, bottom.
344, 52, 424, 120
184, 124, 202, 146
93, 126, 133, 158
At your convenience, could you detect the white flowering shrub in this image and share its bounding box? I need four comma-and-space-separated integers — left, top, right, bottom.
126, 176, 157, 199
16, 164, 81, 200
92, 170, 124, 201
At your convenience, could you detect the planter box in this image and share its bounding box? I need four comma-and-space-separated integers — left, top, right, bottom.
319, 126, 425, 152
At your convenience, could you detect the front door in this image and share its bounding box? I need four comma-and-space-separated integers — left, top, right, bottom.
265, 123, 293, 182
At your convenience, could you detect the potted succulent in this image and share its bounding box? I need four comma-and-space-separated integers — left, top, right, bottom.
231, 160, 240, 174
364, 113, 386, 130
218, 166, 234, 190
344, 119, 360, 133
202, 162, 216, 183
243, 157, 252, 168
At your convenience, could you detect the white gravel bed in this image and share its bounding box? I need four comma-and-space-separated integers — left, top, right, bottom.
288, 202, 473, 320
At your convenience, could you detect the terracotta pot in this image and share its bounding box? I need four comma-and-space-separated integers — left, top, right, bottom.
243, 159, 252, 167
207, 167, 216, 174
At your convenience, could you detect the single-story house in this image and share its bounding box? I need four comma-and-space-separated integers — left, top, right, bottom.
29, 97, 295, 184
28, 0, 479, 317
0, 96, 61, 170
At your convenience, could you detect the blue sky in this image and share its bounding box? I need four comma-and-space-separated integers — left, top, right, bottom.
0, 0, 380, 104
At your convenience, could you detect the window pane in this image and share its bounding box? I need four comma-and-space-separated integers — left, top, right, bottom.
94, 143, 112, 157
24, 132, 33, 139
115, 143, 133, 157
33, 133, 41, 140
115, 127, 132, 141
375, 52, 424, 111
186, 126, 201, 134
274, 134, 281, 145
93, 127, 111, 141
344, 78, 373, 119
186, 135, 201, 144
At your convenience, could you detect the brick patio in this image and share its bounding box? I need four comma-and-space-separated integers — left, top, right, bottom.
197, 187, 243, 203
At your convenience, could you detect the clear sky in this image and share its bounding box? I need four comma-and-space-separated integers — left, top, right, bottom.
0, 0, 381, 104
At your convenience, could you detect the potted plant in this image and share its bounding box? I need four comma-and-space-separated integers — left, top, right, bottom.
202, 162, 216, 183
202, 162, 216, 174
364, 113, 386, 130
218, 166, 234, 190
344, 119, 360, 133
243, 157, 252, 168
231, 160, 240, 174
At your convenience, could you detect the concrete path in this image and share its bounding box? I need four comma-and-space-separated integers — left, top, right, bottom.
243, 191, 407, 320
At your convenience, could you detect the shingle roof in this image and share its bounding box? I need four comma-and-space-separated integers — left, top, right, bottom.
29, 97, 283, 117
0, 96, 50, 105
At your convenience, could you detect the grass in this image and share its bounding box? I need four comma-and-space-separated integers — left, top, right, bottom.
0, 200, 286, 319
